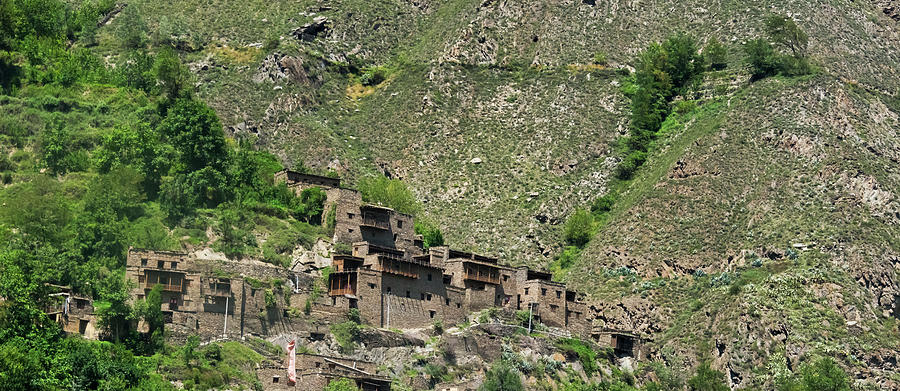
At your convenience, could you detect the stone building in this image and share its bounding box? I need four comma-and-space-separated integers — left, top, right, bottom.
45, 284, 99, 339
323, 243, 591, 336
256, 353, 390, 391
125, 248, 313, 340
275, 170, 422, 254
591, 328, 645, 359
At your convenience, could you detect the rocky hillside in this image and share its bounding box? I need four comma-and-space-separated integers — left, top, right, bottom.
88, 0, 900, 388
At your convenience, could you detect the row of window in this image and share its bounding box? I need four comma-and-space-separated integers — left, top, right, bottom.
139, 258, 178, 270
522, 287, 562, 298
381, 286, 463, 308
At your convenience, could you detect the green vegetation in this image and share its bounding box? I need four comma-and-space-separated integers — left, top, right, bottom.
324, 377, 358, 391
555, 338, 598, 376
358, 175, 421, 215
777, 357, 850, 391
415, 220, 445, 249
687, 362, 728, 391
479, 361, 523, 391
745, 15, 811, 80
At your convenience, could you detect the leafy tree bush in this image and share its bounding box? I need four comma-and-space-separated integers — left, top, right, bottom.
778, 357, 850, 391
564, 209, 594, 247
480, 361, 523, 391
415, 220, 445, 249
114, 4, 147, 49
687, 362, 728, 391
358, 176, 421, 215
591, 193, 616, 215
744, 38, 780, 80
160, 99, 228, 174
555, 338, 598, 375
704, 38, 727, 70
745, 15, 811, 80
324, 378, 357, 391
330, 321, 360, 353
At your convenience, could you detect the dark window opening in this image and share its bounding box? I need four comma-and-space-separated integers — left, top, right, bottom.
541, 288, 547, 296
429, 310, 436, 318
426, 294, 432, 301
386, 287, 392, 294
368, 283, 376, 289
456, 303, 461, 308
445, 298, 450, 305
397, 220, 403, 228
157, 261, 164, 269
272, 376, 279, 383
427, 274, 432, 281
556, 291, 561, 298
171, 262, 177, 269
406, 291, 410, 298
524, 288, 529, 295
140, 258, 147, 266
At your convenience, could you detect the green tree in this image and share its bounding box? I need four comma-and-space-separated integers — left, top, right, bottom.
298, 187, 326, 224
415, 220, 445, 249
95, 273, 134, 341
136, 284, 164, 352
160, 99, 228, 173
154, 48, 192, 100
41, 121, 74, 175
324, 378, 357, 391
704, 38, 727, 70
95, 122, 172, 195
661, 32, 703, 95
358, 176, 421, 215
114, 3, 147, 49
743, 38, 779, 79
800, 357, 850, 391
765, 15, 808, 58
687, 362, 729, 391
564, 209, 594, 248
480, 361, 523, 391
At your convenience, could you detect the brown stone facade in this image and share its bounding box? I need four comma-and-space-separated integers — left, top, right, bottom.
323, 244, 592, 337
256, 353, 390, 391
125, 249, 316, 340
275, 170, 422, 254
45, 285, 99, 339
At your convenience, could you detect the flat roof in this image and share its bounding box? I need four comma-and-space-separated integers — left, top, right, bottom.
447, 249, 498, 263
277, 169, 341, 186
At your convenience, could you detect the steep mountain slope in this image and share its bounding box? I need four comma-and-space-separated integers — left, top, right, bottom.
568, 75, 900, 388
93, 0, 900, 387
108, 0, 900, 265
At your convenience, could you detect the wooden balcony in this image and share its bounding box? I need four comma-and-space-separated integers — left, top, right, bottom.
464, 271, 500, 285
147, 282, 183, 292
361, 214, 390, 230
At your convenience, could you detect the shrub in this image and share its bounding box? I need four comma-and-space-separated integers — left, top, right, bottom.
590, 193, 616, 215
432, 319, 444, 335
563, 209, 593, 247
347, 308, 361, 324
555, 338, 598, 375
330, 322, 360, 353
324, 378, 357, 391
415, 220, 444, 249
592, 52, 607, 65
704, 37, 727, 70
687, 362, 728, 391
358, 176, 420, 215
480, 361, 523, 391
616, 150, 647, 180
744, 38, 779, 80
